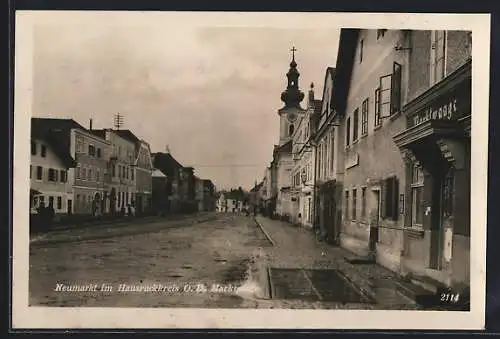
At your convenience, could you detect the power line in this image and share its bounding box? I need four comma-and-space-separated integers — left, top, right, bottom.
185, 164, 264, 168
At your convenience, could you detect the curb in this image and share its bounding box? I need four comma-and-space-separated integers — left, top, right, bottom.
252, 217, 276, 247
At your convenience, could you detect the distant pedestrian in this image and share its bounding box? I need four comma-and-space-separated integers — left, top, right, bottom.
127, 204, 133, 217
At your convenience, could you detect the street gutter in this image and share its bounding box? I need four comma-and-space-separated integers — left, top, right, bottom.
252, 217, 275, 247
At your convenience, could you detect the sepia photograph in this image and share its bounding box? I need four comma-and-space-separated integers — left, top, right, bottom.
13, 11, 489, 329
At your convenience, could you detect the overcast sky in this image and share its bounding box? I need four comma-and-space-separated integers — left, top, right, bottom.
31, 13, 340, 190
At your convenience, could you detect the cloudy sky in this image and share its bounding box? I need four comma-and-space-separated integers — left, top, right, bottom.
30, 12, 340, 190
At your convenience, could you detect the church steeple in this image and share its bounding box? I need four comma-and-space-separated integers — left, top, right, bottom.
280, 46, 305, 108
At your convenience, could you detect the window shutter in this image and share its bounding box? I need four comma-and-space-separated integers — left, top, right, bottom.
380, 179, 388, 219
391, 62, 402, 115
391, 176, 400, 220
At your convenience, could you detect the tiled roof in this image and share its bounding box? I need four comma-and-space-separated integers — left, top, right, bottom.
152, 152, 184, 176
31, 118, 86, 168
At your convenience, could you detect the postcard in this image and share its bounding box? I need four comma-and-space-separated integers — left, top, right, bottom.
12, 11, 490, 329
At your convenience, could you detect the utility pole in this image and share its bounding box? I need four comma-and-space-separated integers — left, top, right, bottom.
114, 113, 124, 130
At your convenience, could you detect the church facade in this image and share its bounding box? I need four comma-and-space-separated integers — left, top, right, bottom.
271, 48, 307, 221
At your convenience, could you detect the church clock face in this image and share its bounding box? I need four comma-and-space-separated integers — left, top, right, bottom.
288, 114, 297, 122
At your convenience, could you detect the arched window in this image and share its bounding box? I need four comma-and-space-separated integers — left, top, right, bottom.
289, 124, 295, 136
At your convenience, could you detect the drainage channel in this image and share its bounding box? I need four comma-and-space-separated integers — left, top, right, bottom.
267, 267, 376, 304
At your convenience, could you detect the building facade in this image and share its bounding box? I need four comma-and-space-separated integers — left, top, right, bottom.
152, 152, 184, 214
133, 139, 153, 215
273, 50, 307, 220
91, 129, 136, 215
290, 83, 321, 227
30, 120, 76, 215
334, 28, 472, 290
313, 67, 346, 243
72, 127, 111, 215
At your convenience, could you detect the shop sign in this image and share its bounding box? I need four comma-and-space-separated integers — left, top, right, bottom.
407, 80, 471, 129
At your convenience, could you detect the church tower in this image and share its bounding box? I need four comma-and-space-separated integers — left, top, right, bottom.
278, 46, 305, 146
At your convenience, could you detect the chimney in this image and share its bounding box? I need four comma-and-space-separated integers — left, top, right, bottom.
89, 118, 93, 131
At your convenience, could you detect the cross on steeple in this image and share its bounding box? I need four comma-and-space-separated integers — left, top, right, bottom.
291, 46, 297, 60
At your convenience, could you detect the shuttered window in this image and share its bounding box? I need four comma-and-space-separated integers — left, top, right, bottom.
353, 108, 359, 142
431, 30, 447, 85
361, 98, 369, 136
374, 88, 381, 127
346, 118, 351, 147
391, 62, 402, 115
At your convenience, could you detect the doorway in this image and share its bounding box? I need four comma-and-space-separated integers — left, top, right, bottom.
369, 190, 381, 259
67, 199, 72, 215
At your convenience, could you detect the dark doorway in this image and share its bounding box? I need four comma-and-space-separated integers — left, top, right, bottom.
369, 190, 381, 259
67, 199, 72, 215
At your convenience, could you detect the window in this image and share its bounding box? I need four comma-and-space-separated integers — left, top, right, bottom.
383, 176, 399, 220
36, 166, 43, 180
361, 187, 367, 218
352, 189, 357, 220
31, 141, 37, 155
353, 108, 359, 142
377, 29, 387, 39
76, 165, 81, 179
88, 169, 92, 181
374, 88, 381, 127
30, 165, 32, 179
112, 164, 116, 177
39, 195, 45, 206
126, 167, 129, 180
345, 191, 350, 220
41, 145, 47, 157
89, 145, 96, 157
379, 74, 392, 118
361, 98, 369, 136
359, 39, 364, 63
411, 165, 424, 228
82, 167, 87, 180
97, 148, 102, 158
48, 168, 57, 182
60, 170, 67, 183
346, 118, 351, 147
430, 30, 447, 85
96, 169, 100, 182
57, 196, 62, 210
48, 196, 54, 208
289, 124, 295, 136
76, 138, 84, 153
330, 133, 335, 173
131, 168, 134, 181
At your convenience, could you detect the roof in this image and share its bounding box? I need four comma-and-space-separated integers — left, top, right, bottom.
114, 129, 141, 144
152, 152, 184, 176
152, 168, 166, 178
332, 29, 359, 115
31, 118, 86, 168
272, 139, 292, 158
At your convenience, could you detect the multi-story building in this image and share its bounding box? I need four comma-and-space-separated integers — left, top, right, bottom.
152, 151, 184, 214
110, 130, 153, 216
313, 66, 346, 244
195, 176, 204, 212
30, 118, 76, 215
90, 128, 136, 215
72, 124, 111, 215
334, 28, 471, 290
290, 82, 321, 228
273, 50, 307, 220
202, 179, 216, 212
31, 118, 111, 216
133, 139, 153, 215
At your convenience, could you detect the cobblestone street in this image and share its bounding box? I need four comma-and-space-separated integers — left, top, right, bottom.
30, 213, 419, 309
